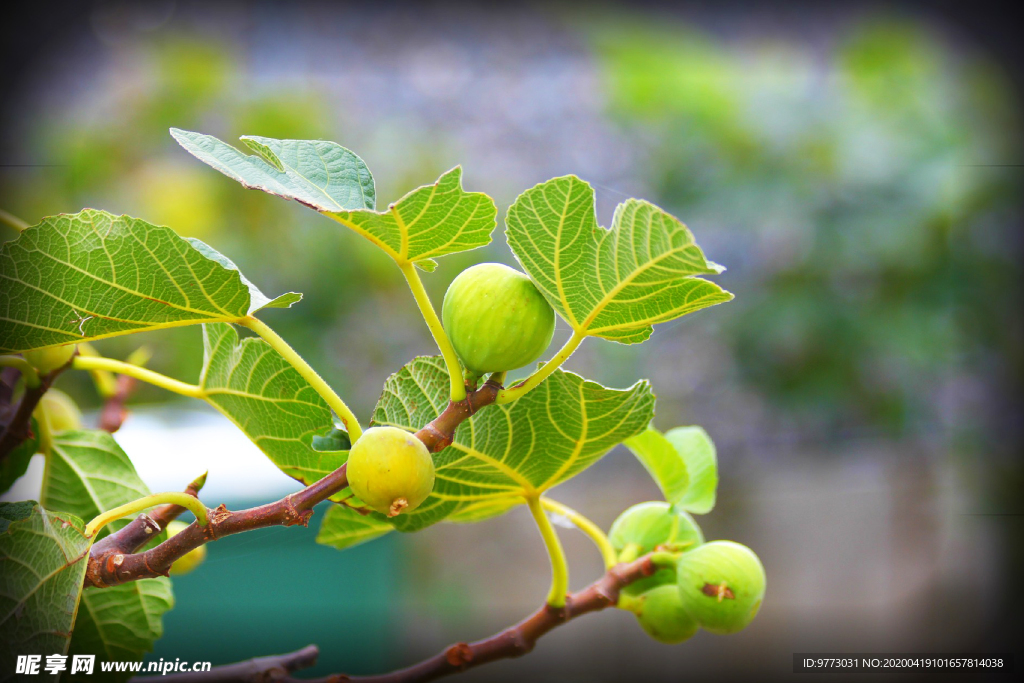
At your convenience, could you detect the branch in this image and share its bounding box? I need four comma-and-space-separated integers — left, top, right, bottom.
414, 376, 502, 452
159, 554, 662, 683
85, 464, 350, 587
99, 373, 139, 433
0, 359, 70, 462
132, 645, 320, 683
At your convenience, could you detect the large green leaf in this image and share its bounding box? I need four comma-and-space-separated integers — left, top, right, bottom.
0, 502, 91, 682
625, 425, 717, 514
170, 129, 375, 212
38, 430, 175, 675
42, 431, 149, 538
368, 356, 655, 532
199, 323, 345, 487
0, 210, 299, 353
316, 504, 393, 551
506, 176, 732, 344
326, 167, 497, 267
66, 581, 174, 683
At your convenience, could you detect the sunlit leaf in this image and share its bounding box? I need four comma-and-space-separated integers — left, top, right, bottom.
170, 128, 375, 212
0, 211, 298, 353
66, 581, 174, 683
199, 323, 345, 487
506, 176, 732, 344
326, 167, 497, 265
369, 356, 655, 532
0, 502, 91, 681
36, 430, 175, 675
624, 427, 690, 505
316, 504, 393, 551
664, 426, 717, 514
42, 431, 149, 538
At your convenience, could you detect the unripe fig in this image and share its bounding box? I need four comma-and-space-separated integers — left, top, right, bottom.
633, 584, 700, 644
35, 389, 83, 433
346, 426, 435, 517
677, 540, 766, 635
609, 502, 705, 556
23, 344, 77, 374
441, 263, 555, 375
166, 521, 207, 576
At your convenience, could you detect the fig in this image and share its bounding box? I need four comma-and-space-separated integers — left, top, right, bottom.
166, 521, 207, 575
23, 344, 77, 374
346, 426, 435, 517
441, 263, 554, 375
633, 584, 700, 644
609, 502, 704, 556
34, 389, 83, 432
676, 540, 766, 635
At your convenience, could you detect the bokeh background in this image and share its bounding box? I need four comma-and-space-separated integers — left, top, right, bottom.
2, 2, 1022, 681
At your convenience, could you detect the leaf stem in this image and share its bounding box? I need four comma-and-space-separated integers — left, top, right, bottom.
540, 497, 617, 569
400, 263, 466, 402
496, 332, 584, 404
85, 492, 208, 538
0, 208, 29, 233
241, 317, 363, 440
526, 494, 569, 608
0, 355, 40, 388
72, 356, 204, 399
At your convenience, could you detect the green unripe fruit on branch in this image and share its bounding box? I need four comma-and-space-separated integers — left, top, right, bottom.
633, 584, 700, 644
441, 263, 555, 375
677, 540, 766, 635
346, 426, 435, 517
166, 521, 207, 576
610, 502, 705, 595
23, 344, 77, 374
609, 502, 705, 556
35, 389, 83, 433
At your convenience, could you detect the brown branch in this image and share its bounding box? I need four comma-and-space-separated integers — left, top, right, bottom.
85, 462, 349, 587
99, 373, 140, 433
414, 376, 501, 452
132, 645, 320, 683
0, 360, 71, 462
85, 376, 505, 587
154, 555, 659, 683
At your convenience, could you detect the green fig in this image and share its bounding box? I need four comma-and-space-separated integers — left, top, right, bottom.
633, 584, 700, 644
609, 501, 704, 556
441, 263, 555, 376
166, 521, 207, 575
34, 389, 83, 433
23, 344, 77, 374
677, 540, 765, 635
346, 426, 435, 517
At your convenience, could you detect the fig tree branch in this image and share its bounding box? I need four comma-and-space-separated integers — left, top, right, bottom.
0, 359, 70, 462
152, 554, 666, 683
85, 375, 502, 587
132, 645, 320, 683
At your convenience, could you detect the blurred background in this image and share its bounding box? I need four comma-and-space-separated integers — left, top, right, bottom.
1, 1, 1021, 680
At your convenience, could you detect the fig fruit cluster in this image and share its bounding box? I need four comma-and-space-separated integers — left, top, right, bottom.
611, 502, 766, 643
346, 426, 435, 517
442, 263, 554, 377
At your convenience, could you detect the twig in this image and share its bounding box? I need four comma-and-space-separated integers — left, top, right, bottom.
0, 360, 71, 463
132, 645, 320, 683
84, 377, 504, 587
99, 374, 139, 433
154, 555, 661, 683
